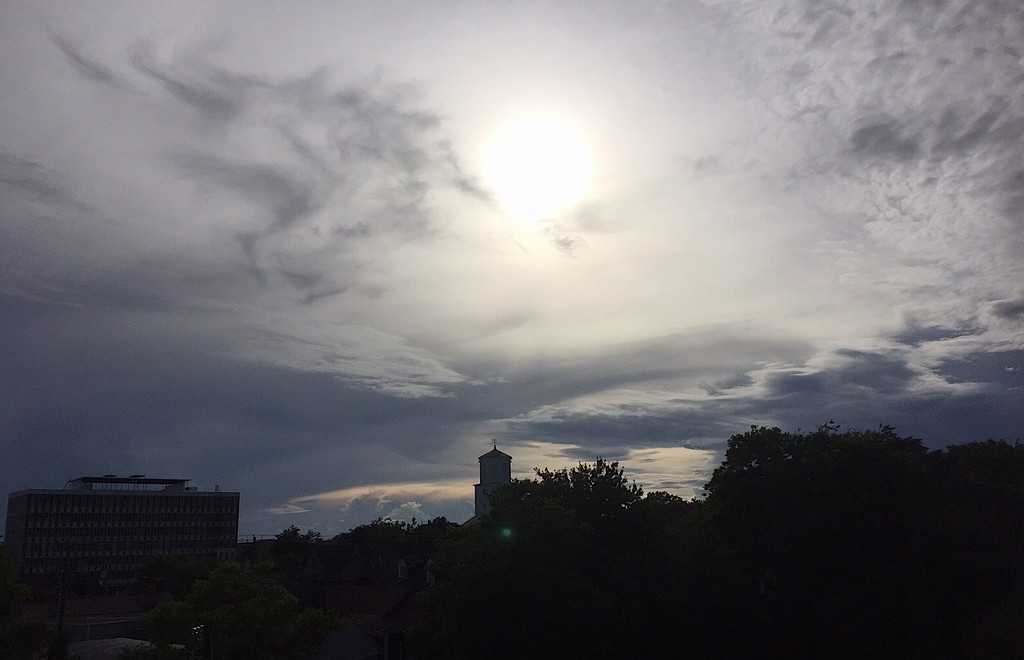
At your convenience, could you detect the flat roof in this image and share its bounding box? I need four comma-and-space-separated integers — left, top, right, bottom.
71, 476, 190, 486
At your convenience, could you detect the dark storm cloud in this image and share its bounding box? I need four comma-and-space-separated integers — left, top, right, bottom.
0, 297, 460, 511
439, 139, 493, 204
756, 347, 1023, 444
41, 38, 485, 308
489, 330, 812, 412
719, 0, 1022, 206
234, 231, 267, 286
130, 46, 242, 120
932, 97, 1010, 155
934, 349, 1024, 389
992, 296, 1024, 321
767, 350, 919, 397
490, 331, 815, 454
0, 151, 90, 212
506, 405, 741, 452
51, 32, 126, 89
1000, 169, 1024, 220
0, 152, 145, 309
5, 2, 1021, 536
850, 120, 921, 161
53, 35, 475, 225
891, 318, 983, 347
502, 338, 1022, 464
170, 153, 316, 231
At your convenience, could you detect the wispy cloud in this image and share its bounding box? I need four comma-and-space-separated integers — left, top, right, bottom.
51, 31, 129, 89
1, 2, 1020, 535
0, 151, 91, 212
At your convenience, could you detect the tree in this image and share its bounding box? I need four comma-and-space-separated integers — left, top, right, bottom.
330, 516, 458, 556
414, 488, 603, 659
338, 518, 409, 549
703, 425, 1024, 658
414, 427, 1024, 658
417, 430, 1024, 658
132, 554, 216, 599
270, 526, 322, 572
413, 458, 739, 658
1, 545, 57, 659
140, 561, 339, 660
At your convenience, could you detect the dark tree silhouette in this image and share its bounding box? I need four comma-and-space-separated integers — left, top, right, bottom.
415, 429, 1024, 659
139, 561, 339, 660
704, 425, 1024, 658
1, 545, 59, 659
413, 458, 742, 658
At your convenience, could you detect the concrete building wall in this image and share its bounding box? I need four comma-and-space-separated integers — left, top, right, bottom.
4, 477, 239, 587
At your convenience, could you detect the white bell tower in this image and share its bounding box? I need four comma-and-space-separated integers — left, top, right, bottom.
474, 443, 512, 519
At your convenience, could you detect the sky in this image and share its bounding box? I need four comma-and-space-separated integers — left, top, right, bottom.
1, 0, 1021, 538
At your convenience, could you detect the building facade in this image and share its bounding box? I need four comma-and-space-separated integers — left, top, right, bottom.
4, 476, 239, 587
473, 446, 512, 519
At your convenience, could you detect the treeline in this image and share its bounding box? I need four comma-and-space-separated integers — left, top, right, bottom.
0, 515, 454, 658
127, 517, 457, 658
411, 425, 1024, 659
268, 516, 457, 573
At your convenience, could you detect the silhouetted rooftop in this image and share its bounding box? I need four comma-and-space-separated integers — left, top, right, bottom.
478, 446, 512, 461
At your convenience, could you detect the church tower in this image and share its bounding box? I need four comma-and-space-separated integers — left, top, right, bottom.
474, 443, 512, 519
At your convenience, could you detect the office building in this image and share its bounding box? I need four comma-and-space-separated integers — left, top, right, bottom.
4, 475, 239, 587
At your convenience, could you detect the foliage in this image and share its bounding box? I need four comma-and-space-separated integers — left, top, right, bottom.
139, 561, 340, 660
415, 430, 1024, 659
335, 516, 457, 553
1, 545, 58, 659
119, 643, 188, 660
412, 458, 741, 658
0, 546, 30, 623
132, 554, 216, 599
704, 425, 1024, 658
270, 526, 323, 572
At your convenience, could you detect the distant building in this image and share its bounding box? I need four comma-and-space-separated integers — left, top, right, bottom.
473, 445, 512, 520
4, 475, 239, 588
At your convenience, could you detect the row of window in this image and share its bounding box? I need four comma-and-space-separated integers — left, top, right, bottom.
18, 494, 237, 514
18, 549, 231, 574
22, 536, 235, 550
21, 527, 236, 539
20, 540, 235, 556
23, 515, 237, 526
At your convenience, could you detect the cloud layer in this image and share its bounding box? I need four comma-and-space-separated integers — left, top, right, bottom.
1, 1, 1020, 536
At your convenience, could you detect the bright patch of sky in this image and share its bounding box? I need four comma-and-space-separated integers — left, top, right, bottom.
1, 0, 1021, 535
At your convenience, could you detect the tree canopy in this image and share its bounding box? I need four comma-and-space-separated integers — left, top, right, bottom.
139, 561, 338, 660
1, 545, 56, 659
413, 458, 742, 658
414, 428, 1024, 659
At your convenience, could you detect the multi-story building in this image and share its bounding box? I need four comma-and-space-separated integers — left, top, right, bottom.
4, 475, 239, 587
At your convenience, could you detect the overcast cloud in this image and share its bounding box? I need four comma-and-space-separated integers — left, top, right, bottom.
1, 0, 1021, 536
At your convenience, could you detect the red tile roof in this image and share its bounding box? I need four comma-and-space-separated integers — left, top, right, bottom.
22, 592, 171, 619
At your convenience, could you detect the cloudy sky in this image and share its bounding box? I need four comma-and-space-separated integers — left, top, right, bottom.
2, 0, 1021, 537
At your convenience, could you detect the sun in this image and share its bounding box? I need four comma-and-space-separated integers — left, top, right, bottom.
484, 114, 592, 227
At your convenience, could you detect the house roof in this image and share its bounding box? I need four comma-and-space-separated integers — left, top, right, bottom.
22, 592, 171, 620
305, 542, 358, 572
478, 445, 512, 461
321, 585, 419, 640
320, 584, 416, 629
70, 638, 155, 660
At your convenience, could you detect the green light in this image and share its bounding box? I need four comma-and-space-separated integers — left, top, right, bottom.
500, 527, 513, 539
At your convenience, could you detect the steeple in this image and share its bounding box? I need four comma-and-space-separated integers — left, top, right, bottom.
474, 441, 512, 519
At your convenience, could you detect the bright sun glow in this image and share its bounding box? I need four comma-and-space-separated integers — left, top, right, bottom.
484, 115, 592, 226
